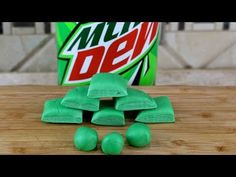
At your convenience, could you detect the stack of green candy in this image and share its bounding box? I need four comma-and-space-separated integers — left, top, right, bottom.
41, 73, 175, 155
41, 72, 175, 125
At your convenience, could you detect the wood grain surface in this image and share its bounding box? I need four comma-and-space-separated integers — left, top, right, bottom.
0, 85, 236, 155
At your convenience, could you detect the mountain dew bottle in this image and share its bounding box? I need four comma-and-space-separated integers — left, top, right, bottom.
56, 22, 160, 86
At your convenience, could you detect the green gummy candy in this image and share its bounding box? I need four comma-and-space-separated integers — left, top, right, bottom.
41, 98, 82, 124
61, 86, 99, 111
87, 73, 128, 98
74, 126, 98, 151
101, 132, 124, 155
135, 96, 175, 123
126, 123, 151, 147
115, 88, 157, 111
91, 100, 125, 126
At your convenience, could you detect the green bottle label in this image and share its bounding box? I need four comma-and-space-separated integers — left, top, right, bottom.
56, 22, 160, 86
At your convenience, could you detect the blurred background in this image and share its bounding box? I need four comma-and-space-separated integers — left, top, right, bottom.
0, 22, 236, 86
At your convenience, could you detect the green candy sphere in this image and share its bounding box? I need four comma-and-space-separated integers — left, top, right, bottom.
126, 123, 151, 147
74, 126, 98, 151
101, 132, 124, 155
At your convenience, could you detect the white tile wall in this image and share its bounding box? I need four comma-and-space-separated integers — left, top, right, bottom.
0, 22, 236, 72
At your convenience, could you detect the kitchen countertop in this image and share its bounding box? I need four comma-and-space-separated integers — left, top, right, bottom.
0, 85, 236, 155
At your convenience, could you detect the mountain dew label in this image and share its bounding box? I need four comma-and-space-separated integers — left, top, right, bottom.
56, 22, 160, 86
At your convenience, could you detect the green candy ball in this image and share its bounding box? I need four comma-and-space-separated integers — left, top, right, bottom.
74, 126, 98, 151
126, 123, 151, 147
101, 132, 124, 155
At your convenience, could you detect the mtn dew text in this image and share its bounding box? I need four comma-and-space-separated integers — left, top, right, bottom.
56, 22, 160, 86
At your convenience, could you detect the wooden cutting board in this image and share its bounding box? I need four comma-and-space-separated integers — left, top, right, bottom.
0, 85, 236, 155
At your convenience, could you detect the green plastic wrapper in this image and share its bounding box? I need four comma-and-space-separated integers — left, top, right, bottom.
91, 100, 125, 126
61, 86, 99, 111
135, 96, 175, 123
115, 88, 157, 111
101, 132, 124, 155
126, 123, 151, 147
87, 73, 128, 98
41, 98, 83, 124
74, 126, 98, 151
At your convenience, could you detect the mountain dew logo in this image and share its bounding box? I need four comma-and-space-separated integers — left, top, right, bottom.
57, 22, 159, 86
